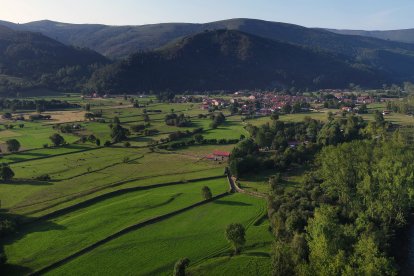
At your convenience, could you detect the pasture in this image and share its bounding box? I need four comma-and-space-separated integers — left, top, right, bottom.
0, 94, 274, 275
46, 194, 269, 276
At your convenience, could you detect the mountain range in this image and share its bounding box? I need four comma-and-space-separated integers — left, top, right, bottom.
0, 18, 413, 94
2, 18, 414, 59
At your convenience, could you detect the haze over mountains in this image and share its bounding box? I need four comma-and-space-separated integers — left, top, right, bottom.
0, 18, 414, 94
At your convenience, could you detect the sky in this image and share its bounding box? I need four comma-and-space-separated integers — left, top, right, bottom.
0, 0, 413, 30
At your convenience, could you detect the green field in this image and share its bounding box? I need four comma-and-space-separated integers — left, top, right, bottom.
46, 194, 269, 276
3, 178, 230, 273
0, 95, 274, 276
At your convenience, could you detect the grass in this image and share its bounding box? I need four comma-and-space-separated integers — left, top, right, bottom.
1, 148, 224, 215
0, 98, 275, 276
0, 144, 96, 164
46, 193, 268, 276
2, 178, 229, 274
0, 121, 80, 151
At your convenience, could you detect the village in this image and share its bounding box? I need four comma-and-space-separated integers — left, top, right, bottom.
174, 89, 402, 116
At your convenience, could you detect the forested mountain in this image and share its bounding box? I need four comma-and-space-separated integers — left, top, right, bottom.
87, 30, 384, 93
0, 26, 108, 94
2, 18, 414, 60
1, 19, 414, 93
327, 28, 414, 44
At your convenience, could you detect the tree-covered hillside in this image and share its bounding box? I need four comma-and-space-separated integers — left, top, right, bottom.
0, 26, 108, 94
87, 30, 385, 93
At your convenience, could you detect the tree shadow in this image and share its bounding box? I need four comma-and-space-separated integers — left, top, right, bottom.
2, 263, 32, 275
213, 200, 252, 206
0, 211, 67, 275
3, 180, 53, 186
244, 251, 271, 258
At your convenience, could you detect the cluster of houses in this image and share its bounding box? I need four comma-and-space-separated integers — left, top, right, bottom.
184, 90, 394, 116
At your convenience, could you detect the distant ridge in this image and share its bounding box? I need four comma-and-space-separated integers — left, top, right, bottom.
326, 28, 414, 44
1, 18, 414, 59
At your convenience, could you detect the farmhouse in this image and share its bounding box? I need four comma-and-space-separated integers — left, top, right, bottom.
206, 150, 231, 161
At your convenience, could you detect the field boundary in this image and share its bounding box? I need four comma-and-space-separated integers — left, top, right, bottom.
29, 192, 230, 276
6, 145, 101, 164
23, 175, 226, 223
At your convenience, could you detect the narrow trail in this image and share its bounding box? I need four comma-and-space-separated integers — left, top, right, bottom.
225, 168, 268, 199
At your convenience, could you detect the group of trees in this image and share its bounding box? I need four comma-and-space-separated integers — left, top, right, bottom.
386, 95, 414, 114
269, 139, 414, 275
165, 113, 191, 127
230, 112, 392, 178
281, 102, 310, 114
209, 112, 226, 129
0, 98, 79, 111
49, 133, 66, 146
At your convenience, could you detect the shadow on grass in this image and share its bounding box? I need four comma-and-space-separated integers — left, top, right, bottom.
2, 263, 32, 275
213, 200, 252, 206
244, 251, 271, 258
0, 211, 67, 275
3, 180, 53, 186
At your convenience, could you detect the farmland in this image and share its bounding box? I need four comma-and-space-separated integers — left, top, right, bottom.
0, 94, 273, 275
1, 92, 412, 275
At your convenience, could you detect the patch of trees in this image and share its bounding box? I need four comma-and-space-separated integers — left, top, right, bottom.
156, 128, 238, 150
53, 123, 82, 134
0, 98, 80, 111
269, 139, 414, 275
231, 113, 389, 178
281, 102, 310, 114
209, 112, 226, 129
386, 96, 414, 114
29, 114, 51, 121
110, 123, 130, 143
6, 139, 20, 152
49, 133, 65, 147
165, 113, 191, 127
130, 124, 147, 133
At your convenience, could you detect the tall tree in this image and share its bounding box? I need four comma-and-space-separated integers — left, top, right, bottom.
225, 223, 246, 254
6, 139, 20, 152
0, 163, 14, 181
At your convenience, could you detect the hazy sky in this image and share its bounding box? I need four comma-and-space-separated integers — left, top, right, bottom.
0, 0, 413, 30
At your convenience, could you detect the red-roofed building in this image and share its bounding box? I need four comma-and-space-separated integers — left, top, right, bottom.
213, 151, 231, 157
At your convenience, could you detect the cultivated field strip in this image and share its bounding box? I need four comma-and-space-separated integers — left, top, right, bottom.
45, 194, 267, 276
3, 178, 231, 274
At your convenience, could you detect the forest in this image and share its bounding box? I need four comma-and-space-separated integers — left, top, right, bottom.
229, 112, 413, 275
